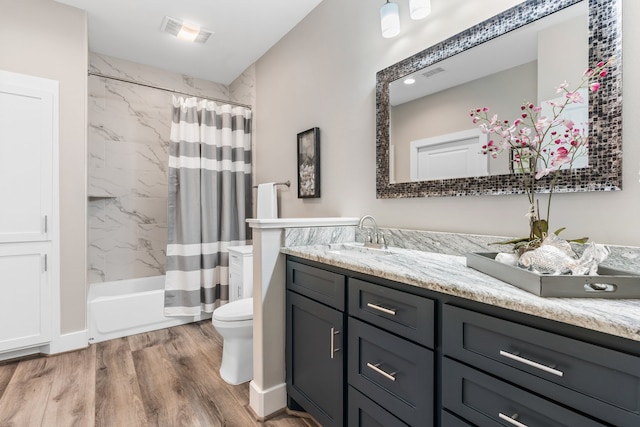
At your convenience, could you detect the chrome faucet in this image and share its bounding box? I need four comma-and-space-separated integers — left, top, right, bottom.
358, 215, 387, 249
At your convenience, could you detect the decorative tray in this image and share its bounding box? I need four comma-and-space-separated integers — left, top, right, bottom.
466, 252, 640, 298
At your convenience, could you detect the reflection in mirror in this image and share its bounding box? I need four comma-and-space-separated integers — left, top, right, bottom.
376, 0, 622, 198
390, 3, 587, 183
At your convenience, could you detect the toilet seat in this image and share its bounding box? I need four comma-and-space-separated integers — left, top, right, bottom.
213, 297, 253, 322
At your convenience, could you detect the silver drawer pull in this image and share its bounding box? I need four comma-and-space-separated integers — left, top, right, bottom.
499, 413, 529, 427
366, 302, 397, 316
366, 362, 397, 381
499, 350, 564, 377
330, 327, 340, 359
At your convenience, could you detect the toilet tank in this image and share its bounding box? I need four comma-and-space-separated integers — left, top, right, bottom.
228, 245, 253, 301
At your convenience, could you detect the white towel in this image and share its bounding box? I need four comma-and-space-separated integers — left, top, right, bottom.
257, 183, 278, 219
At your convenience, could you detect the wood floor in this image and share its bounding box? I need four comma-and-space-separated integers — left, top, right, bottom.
0, 321, 318, 427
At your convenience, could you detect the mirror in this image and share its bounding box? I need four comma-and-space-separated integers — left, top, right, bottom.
376, 0, 622, 198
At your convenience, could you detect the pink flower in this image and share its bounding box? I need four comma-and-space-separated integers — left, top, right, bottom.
584, 68, 594, 77
535, 167, 554, 179
556, 81, 569, 93
551, 147, 571, 168
565, 91, 584, 103
564, 119, 575, 130
599, 69, 608, 78
590, 82, 601, 92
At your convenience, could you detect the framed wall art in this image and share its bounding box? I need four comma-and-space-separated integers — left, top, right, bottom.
297, 127, 320, 198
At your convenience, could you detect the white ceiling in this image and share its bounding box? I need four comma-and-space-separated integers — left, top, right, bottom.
54, 0, 323, 85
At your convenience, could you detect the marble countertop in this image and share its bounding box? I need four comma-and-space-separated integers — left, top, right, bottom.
281, 243, 640, 342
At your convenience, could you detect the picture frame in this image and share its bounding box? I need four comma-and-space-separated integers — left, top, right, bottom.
297, 127, 320, 198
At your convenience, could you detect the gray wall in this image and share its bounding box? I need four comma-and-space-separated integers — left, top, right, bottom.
254, 0, 640, 247
0, 0, 87, 334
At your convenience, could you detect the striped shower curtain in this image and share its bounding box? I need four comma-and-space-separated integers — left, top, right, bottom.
164, 96, 252, 316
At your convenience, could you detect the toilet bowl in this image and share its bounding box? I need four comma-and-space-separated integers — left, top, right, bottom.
212, 245, 254, 385
212, 297, 253, 385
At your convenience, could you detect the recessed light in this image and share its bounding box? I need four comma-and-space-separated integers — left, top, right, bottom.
404, 77, 416, 85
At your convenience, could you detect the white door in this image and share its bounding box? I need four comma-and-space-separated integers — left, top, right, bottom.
410, 129, 489, 181
0, 73, 54, 243
0, 243, 51, 352
0, 70, 57, 353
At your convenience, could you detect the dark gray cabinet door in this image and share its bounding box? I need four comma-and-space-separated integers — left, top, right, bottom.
348, 386, 408, 427
286, 290, 345, 427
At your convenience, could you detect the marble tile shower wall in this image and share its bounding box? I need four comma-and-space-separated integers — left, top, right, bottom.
87, 53, 253, 283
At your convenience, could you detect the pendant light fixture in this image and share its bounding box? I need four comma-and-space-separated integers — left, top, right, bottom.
380, 1, 401, 39
409, 0, 431, 20
380, 0, 431, 38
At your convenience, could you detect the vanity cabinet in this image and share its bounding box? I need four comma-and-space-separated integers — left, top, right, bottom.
348, 278, 435, 426
285, 255, 640, 427
286, 261, 346, 427
442, 304, 640, 426
286, 259, 435, 427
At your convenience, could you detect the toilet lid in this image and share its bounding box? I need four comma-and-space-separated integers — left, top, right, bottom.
213, 298, 253, 321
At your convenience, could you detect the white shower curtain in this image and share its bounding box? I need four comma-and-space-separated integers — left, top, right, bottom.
164, 96, 252, 316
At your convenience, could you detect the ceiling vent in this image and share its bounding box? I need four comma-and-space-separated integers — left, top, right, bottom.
160, 16, 213, 44
422, 67, 445, 78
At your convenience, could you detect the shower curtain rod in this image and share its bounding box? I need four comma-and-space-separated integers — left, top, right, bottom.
88, 71, 252, 109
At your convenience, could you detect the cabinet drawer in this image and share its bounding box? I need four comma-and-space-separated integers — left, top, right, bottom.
442, 304, 640, 426
441, 410, 476, 427
348, 317, 433, 426
287, 260, 345, 310
348, 278, 435, 348
348, 386, 408, 427
443, 358, 606, 427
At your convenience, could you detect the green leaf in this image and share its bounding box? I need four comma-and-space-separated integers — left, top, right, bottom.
489, 236, 532, 246
568, 237, 589, 244
553, 227, 566, 235
532, 219, 548, 239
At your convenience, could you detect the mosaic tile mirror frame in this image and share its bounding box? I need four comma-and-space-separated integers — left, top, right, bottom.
376, 0, 622, 199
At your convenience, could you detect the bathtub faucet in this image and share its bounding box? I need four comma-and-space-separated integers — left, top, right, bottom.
358, 215, 387, 249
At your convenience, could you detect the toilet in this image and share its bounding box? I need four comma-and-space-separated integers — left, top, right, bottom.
212, 245, 254, 385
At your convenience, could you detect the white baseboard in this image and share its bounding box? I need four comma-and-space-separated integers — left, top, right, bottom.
0, 329, 88, 362
47, 328, 88, 354
0, 345, 49, 362
249, 381, 287, 419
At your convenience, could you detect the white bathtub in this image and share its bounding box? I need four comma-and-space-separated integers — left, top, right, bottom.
88, 275, 211, 343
